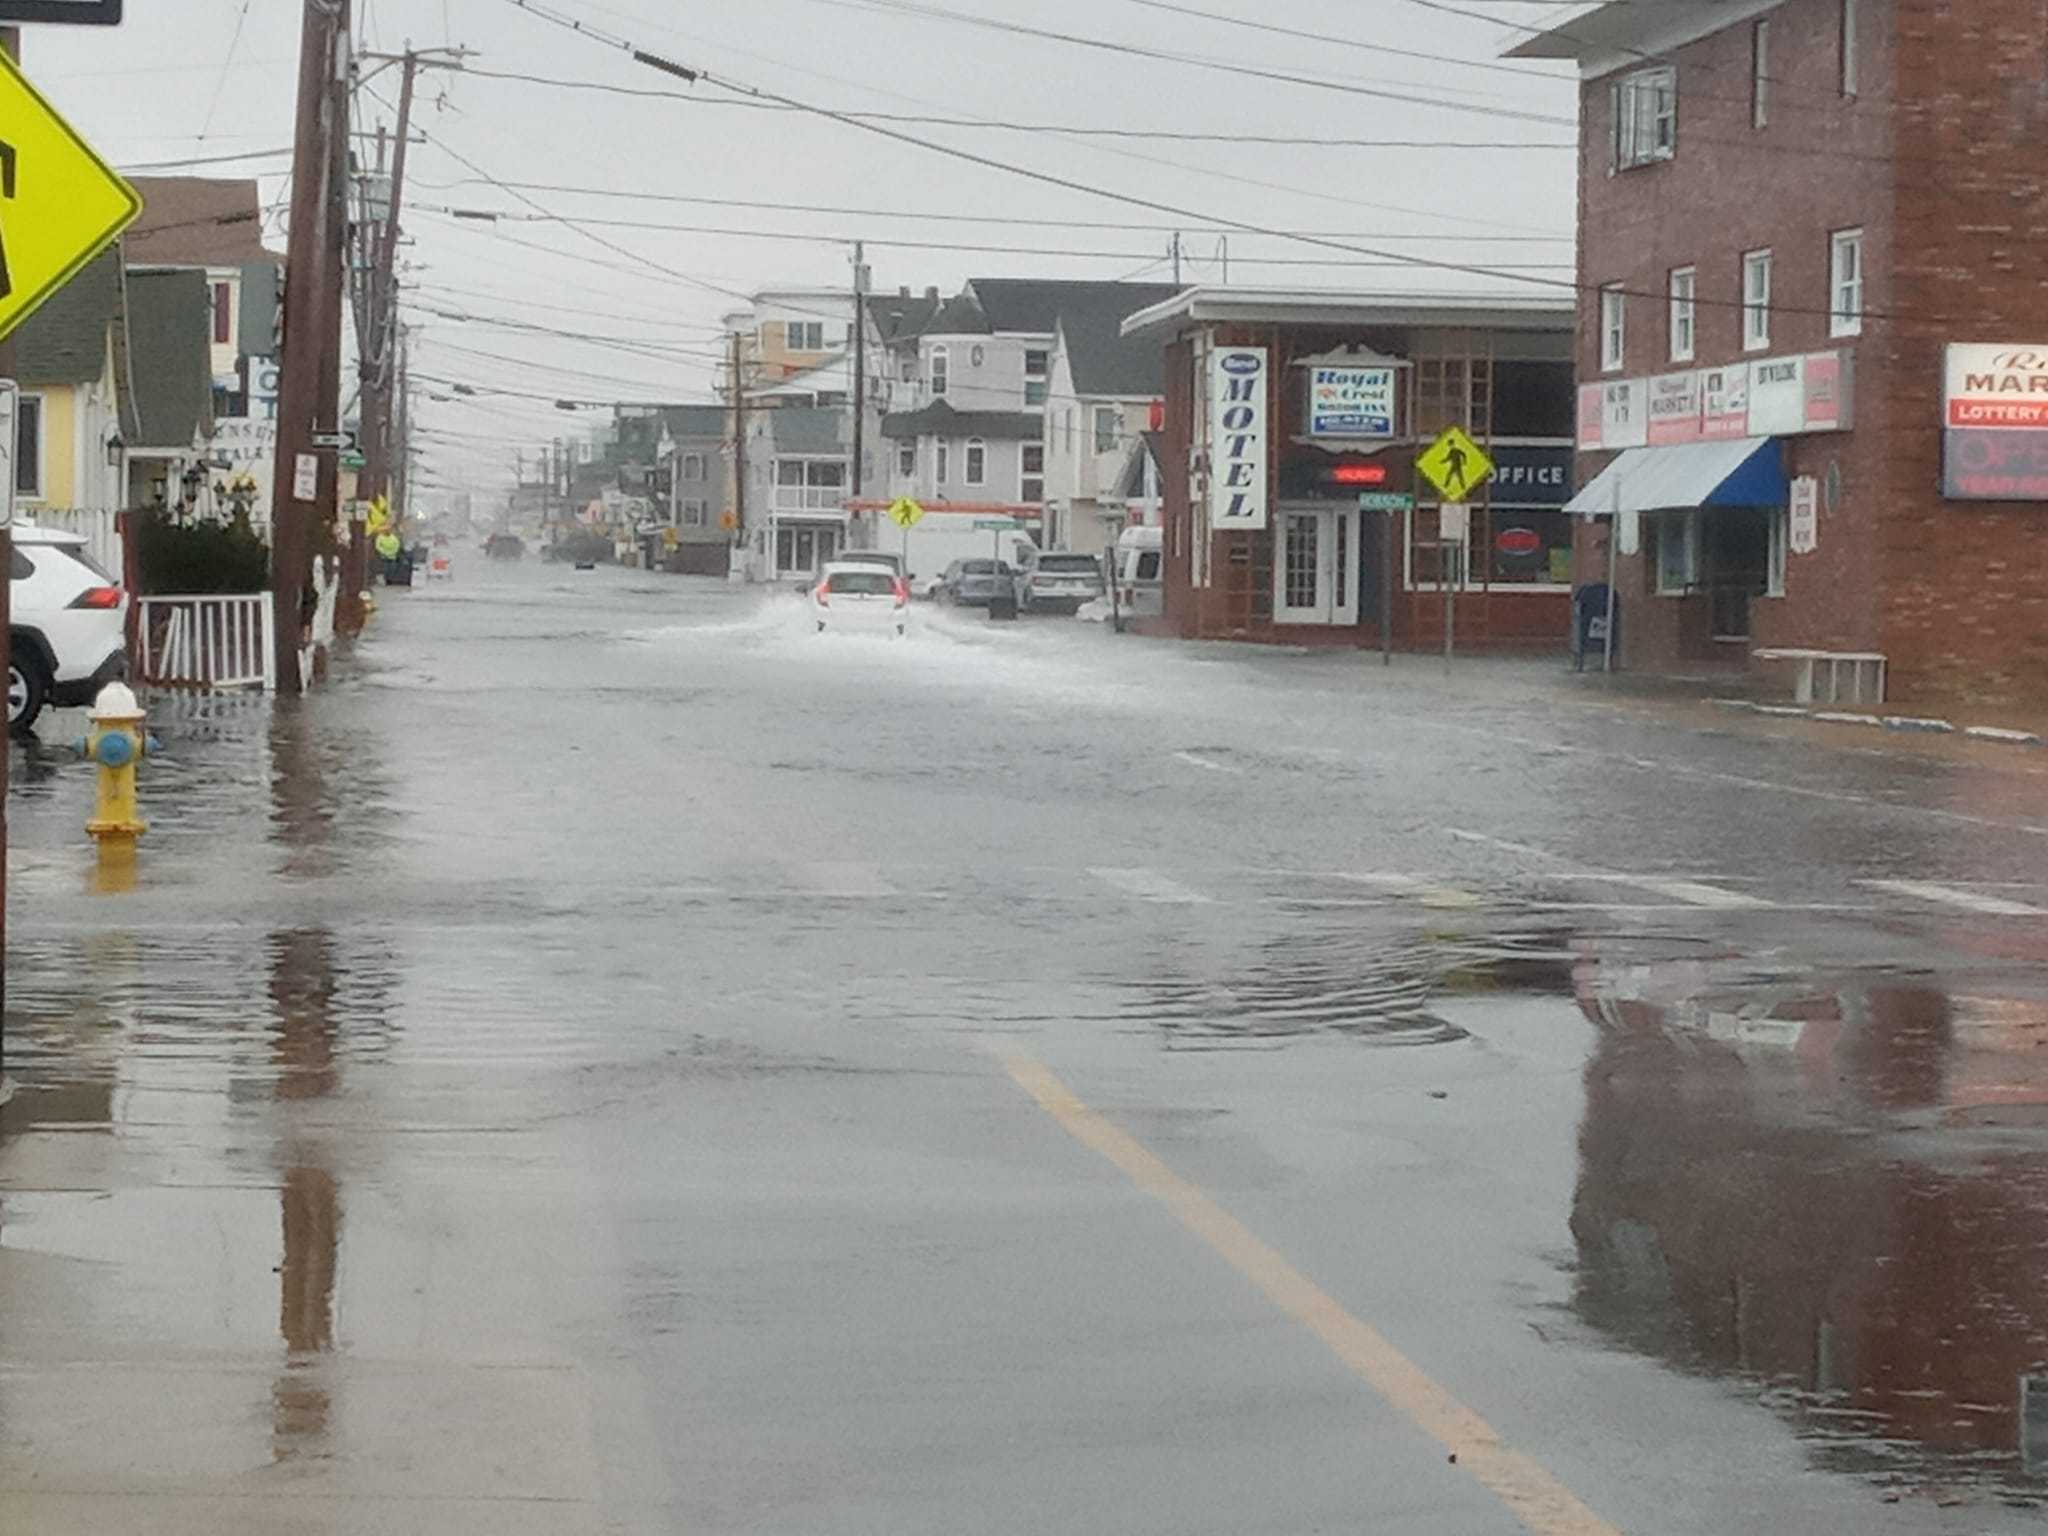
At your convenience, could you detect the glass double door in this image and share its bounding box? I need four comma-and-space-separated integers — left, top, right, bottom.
1274, 505, 1361, 626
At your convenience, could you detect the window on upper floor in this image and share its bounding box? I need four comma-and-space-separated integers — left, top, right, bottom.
786, 321, 826, 351
1669, 267, 1696, 362
212, 280, 233, 346
1612, 66, 1677, 170
1024, 349, 1049, 407
1751, 19, 1770, 129
14, 394, 42, 498
1600, 284, 1626, 373
898, 439, 917, 479
1841, 0, 1859, 96
965, 438, 986, 486
1094, 407, 1119, 454
898, 354, 916, 384
930, 345, 949, 397
1021, 442, 1044, 503
1830, 229, 1864, 338
682, 453, 705, 481
1743, 250, 1773, 351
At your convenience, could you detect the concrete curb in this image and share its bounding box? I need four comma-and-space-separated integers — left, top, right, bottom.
1713, 698, 2041, 746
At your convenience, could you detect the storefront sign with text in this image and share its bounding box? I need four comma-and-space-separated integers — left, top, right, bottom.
1208, 346, 1269, 531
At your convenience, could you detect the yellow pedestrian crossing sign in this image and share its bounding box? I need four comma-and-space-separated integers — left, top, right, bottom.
1416, 426, 1493, 503
0, 48, 142, 344
887, 496, 926, 530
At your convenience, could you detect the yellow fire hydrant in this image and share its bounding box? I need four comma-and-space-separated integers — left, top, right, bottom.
77, 682, 152, 856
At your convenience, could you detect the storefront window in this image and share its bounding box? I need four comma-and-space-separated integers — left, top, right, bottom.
1407, 506, 1573, 591
1656, 511, 1699, 594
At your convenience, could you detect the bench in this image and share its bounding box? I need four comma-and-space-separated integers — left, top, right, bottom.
1752, 647, 1887, 706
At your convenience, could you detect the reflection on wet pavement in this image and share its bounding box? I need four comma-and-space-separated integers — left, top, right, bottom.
1572, 966, 2048, 1504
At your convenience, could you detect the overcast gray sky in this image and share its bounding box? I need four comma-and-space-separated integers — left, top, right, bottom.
25, 0, 1585, 496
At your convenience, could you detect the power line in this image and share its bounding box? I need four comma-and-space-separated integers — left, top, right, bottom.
459, 68, 1573, 148
197, 0, 257, 142
411, 180, 1574, 242
493, 0, 1956, 330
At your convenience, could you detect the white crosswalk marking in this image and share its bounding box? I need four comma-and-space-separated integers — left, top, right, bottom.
1862, 880, 2046, 917
1603, 876, 1772, 910
1089, 866, 1215, 905
799, 862, 900, 899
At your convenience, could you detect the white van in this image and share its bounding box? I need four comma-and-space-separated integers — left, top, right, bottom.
1112, 525, 1164, 623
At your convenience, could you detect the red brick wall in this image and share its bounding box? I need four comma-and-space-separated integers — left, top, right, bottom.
1576, 0, 1896, 673
1880, 0, 2048, 703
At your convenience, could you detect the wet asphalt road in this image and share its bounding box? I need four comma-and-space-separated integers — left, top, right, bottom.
4, 559, 2048, 1534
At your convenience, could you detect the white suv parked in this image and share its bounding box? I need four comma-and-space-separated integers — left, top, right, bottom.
10, 523, 129, 732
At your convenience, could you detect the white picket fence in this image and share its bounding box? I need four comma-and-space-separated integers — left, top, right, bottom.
139, 594, 277, 692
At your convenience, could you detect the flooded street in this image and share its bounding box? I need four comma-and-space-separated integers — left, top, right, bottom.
6, 563, 2048, 1533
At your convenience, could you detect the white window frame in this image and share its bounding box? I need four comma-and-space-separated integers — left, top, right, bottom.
1612, 66, 1677, 170
682, 499, 709, 528
1841, 0, 1859, 97
1668, 267, 1696, 362
1021, 442, 1045, 503
930, 344, 949, 397
1655, 510, 1698, 595
1024, 348, 1049, 407
897, 439, 916, 479
1743, 250, 1773, 352
1751, 19, 1770, 129
965, 437, 986, 486
1093, 406, 1119, 454
14, 391, 43, 500
936, 439, 950, 485
682, 452, 705, 482
1830, 228, 1864, 338
786, 320, 825, 352
1600, 284, 1626, 373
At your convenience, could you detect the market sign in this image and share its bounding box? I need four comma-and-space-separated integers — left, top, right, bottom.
1646, 369, 1703, 446
1580, 352, 1848, 449
1943, 343, 2048, 499
1575, 379, 1647, 451
1308, 364, 1395, 439
1208, 346, 1269, 531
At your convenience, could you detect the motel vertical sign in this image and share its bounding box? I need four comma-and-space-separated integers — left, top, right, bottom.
1208, 346, 1269, 531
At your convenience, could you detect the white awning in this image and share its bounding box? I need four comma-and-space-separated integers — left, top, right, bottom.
1565, 437, 1786, 516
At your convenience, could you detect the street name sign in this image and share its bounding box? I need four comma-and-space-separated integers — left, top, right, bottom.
0, 46, 140, 343
887, 496, 925, 530
974, 517, 1022, 531
1357, 491, 1413, 513
1416, 426, 1494, 504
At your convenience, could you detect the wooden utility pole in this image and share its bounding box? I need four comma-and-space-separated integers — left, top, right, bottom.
730, 329, 747, 571
270, 0, 352, 694
0, 24, 19, 1097
850, 240, 867, 501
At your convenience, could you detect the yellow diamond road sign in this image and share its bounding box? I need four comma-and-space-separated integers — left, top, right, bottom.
0, 48, 142, 345
1416, 426, 1493, 504
888, 496, 926, 530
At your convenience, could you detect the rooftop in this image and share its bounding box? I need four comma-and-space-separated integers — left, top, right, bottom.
1503, 1, 1774, 69
124, 177, 280, 268
970, 279, 1183, 337
14, 248, 122, 388
1120, 286, 1576, 340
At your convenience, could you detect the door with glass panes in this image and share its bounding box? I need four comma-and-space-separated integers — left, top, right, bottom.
1273, 505, 1361, 626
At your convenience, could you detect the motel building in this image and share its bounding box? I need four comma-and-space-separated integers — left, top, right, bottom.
1521, 0, 2048, 707
1120, 288, 1577, 649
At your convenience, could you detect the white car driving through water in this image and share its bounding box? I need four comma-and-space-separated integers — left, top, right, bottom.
812, 561, 910, 637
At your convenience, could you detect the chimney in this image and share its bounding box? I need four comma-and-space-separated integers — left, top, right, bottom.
898, 285, 910, 298
925, 286, 939, 301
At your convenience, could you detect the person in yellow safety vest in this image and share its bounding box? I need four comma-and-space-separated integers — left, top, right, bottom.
375, 528, 403, 582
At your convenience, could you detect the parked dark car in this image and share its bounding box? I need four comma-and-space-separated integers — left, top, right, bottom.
940, 558, 1022, 608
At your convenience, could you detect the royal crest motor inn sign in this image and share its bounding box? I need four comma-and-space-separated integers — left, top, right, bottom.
1943, 344, 2048, 500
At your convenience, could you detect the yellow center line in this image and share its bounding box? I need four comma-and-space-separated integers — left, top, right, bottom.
1000, 1051, 1623, 1536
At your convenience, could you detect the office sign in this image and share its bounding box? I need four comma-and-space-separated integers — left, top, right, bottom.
1944, 344, 2048, 499
1208, 346, 1269, 531
1308, 364, 1395, 439
1489, 444, 1572, 506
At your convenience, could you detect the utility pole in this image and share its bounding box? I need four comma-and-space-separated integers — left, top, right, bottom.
730, 329, 747, 574
392, 328, 411, 520
850, 240, 868, 502
1170, 232, 1182, 285
0, 24, 19, 1098
271, 0, 353, 695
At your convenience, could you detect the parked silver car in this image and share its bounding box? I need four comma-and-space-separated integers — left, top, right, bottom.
940, 558, 1021, 607
1019, 552, 1106, 615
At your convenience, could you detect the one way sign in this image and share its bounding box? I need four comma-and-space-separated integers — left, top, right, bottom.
0, 46, 140, 343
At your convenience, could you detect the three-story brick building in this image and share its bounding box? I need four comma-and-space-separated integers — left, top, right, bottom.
1520, 0, 2048, 703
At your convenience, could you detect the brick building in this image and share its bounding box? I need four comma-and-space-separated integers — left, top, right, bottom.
1518, 0, 2048, 704
1121, 288, 1575, 648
